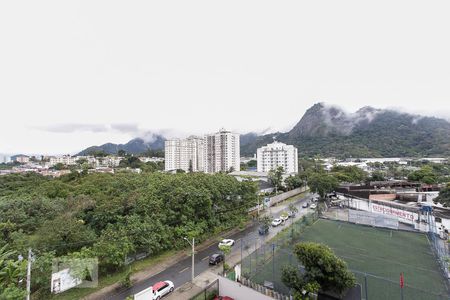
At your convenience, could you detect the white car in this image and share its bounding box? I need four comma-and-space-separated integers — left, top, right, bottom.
134, 280, 174, 300
271, 218, 282, 227
280, 214, 289, 222
310, 203, 317, 209
218, 239, 235, 248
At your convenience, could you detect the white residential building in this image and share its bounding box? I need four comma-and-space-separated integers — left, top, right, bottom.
12, 155, 30, 164
165, 136, 205, 172
205, 129, 240, 173
257, 141, 298, 174
49, 155, 77, 166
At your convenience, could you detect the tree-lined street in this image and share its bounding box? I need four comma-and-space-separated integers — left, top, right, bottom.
108, 191, 314, 300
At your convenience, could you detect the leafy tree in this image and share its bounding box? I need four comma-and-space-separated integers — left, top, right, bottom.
268, 166, 284, 192
330, 165, 367, 183
259, 216, 272, 229
0, 171, 258, 295
408, 166, 438, 184
218, 244, 231, 275
119, 156, 143, 169
285, 175, 303, 190
288, 203, 298, 215
53, 163, 66, 170
436, 184, 450, 207
308, 173, 339, 199
0, 245, 26, 297
36, 215, 97, 255
369, 170, 386, 182
282, 242, 355, 297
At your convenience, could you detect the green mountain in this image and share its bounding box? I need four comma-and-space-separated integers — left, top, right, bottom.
77, 135, 165, 156
78, 103, 450, 158
241, 103, 450, 158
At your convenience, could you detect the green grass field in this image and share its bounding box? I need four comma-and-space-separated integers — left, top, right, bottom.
242, 218, 449, 299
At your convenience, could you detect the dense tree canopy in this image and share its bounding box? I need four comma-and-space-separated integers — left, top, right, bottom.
0, 172, 257, 297
307, 173, 339, 198
330, 165, 367, 183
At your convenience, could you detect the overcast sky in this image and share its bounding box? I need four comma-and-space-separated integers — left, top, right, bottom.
1, 1, 449, 155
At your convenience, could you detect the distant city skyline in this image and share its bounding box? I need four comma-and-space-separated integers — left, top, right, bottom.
1, 1, 449, 154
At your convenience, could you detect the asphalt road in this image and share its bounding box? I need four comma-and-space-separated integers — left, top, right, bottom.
109, 192, 313, 300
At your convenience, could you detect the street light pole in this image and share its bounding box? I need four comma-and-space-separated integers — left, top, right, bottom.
184, 237, 195, 283
26, 248, 32, 300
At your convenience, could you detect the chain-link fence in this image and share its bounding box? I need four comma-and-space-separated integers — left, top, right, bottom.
239, 212, 450, 299
190, 279, 219, 300
348, 209, 399, 229
241, 212, 319, 295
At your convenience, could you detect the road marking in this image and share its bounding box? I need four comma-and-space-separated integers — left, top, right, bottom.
179, 267, 189, 273
202, 256, 209, 261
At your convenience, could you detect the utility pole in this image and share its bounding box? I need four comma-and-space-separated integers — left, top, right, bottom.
26, 248, 32, 300
184, 237, 195, 283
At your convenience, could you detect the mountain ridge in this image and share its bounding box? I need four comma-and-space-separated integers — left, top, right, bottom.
77, 103, 450, 158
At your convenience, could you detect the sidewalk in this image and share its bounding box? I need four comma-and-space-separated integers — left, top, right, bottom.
169, 192, 312, 299
88, 190, 310, 300
165, 271, 220, 300
84, 222, 256, 300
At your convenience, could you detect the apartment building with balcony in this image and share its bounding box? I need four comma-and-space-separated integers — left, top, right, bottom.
205, 129, 240, 173
164, 136, 205, 172
256, 141, 298, 174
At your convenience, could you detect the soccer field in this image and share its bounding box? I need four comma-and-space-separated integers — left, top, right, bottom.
242, 217, 449, 299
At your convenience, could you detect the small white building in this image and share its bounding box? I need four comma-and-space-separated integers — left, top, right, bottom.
257, 141, 298, 174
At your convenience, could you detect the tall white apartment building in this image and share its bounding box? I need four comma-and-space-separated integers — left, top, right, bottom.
257, 141, 298, 174
165, 136, 205, 172
205, 129, 240, 173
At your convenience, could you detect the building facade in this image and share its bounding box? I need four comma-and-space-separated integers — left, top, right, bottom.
205, 129, 240, 173
164, 136, 205, 172
49, 155, 77, 166
257, 141, 298, 174
12, 155, 30, 164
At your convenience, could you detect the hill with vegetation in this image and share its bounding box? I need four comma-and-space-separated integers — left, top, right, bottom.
78, 136, 165, 156
241, 103, 450, 158
77, 103, 450, 158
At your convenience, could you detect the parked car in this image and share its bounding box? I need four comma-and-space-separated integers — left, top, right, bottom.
258, 225, 269, 235
302, 202, 309, 208
271, 218, 282, 227
150, 281, 174, 300
213, 296, 234, 300
287, 210, 296, 217
209, 253, 224, 265
280, 213, 289, 222
310, 203, 317, 209
218, 239, 235, 248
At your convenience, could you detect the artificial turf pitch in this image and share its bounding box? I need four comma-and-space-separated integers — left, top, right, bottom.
243, 218, 449, 299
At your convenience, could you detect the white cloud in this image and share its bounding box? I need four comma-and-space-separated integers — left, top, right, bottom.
0, 0, 449, 154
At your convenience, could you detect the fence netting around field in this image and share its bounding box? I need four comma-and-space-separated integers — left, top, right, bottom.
348, 209, 399, 229
239, 212, 450, 300
190, 279, 219, 300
